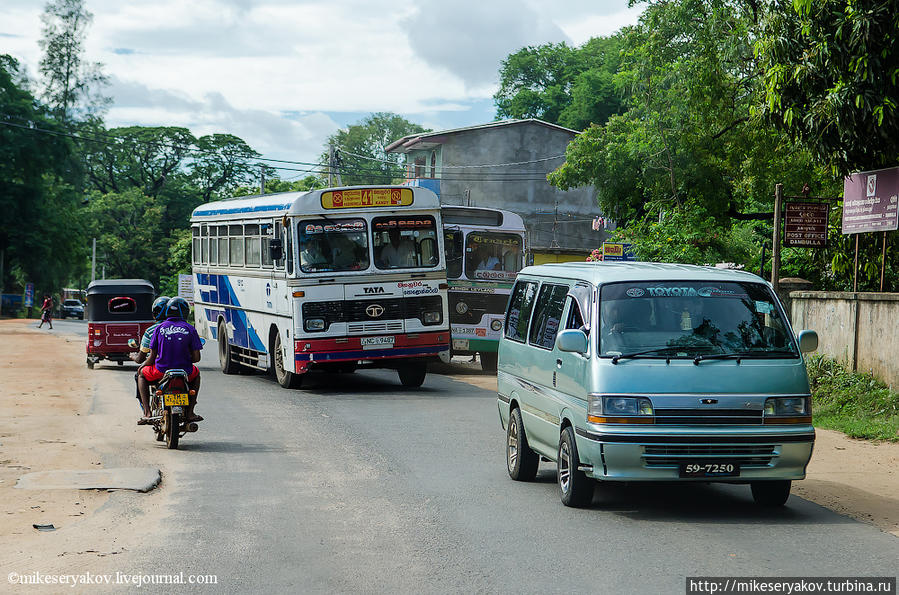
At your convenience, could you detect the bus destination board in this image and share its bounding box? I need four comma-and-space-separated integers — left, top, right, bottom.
321, 188, 413, 209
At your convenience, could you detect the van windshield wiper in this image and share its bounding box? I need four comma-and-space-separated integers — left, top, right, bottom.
611, 347, 681, 364
693, 349, 797, 365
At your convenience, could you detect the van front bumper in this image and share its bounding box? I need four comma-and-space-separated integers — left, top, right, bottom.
574, 425, 815, 482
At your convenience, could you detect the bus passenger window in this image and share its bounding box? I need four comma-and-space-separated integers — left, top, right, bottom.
201, 224, 208, 264
217, 226, 229, 265
208, 225, 218, 264
261, 223, 274, 267
285, 225, 294, 275
245, 224, 261, 267
229, 224, 244, 266
192, 227, 200, 265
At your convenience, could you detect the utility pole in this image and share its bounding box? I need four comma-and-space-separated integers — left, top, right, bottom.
91, 238, 97, 282
771, 184, 783, 293
260, 165, 266, 195
328, 144, 334, 186
0, 248, 4, 316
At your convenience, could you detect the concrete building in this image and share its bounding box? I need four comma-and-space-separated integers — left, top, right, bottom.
385, 119, 610, 264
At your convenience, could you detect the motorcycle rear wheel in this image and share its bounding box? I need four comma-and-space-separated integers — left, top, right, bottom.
165, 410, 180, 449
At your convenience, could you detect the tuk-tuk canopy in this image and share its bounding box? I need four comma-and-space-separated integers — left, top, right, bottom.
86, 279, 155, 322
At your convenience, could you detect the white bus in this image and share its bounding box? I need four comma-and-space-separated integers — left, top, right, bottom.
190, 186, 450, 389
442, 206, 526, 371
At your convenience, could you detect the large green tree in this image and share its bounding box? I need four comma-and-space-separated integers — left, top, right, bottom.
757, 0, 899, 173
38, 0, 109, 124
323, 113, 427, 186
0, 55, 87, 295
548, 0, 839, 265
494, 36, 625, 130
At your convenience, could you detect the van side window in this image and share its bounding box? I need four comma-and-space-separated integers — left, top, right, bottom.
528, 284, 568, 349
505, 280, 538, 342
565, 298, 585, 330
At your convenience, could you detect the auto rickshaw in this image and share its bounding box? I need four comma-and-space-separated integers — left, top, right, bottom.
86, 279, 156, 369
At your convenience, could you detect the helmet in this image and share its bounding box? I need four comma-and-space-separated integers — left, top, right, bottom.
164, 297, 190, 320
151, 296, 171, 321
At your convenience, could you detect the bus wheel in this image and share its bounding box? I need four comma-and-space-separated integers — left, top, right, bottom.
273, 332, 303, 389
480, 352, 498, 372
397, 364, 427, 388
218, 322, 240, 375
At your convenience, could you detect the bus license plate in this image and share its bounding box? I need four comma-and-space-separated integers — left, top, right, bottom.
164, 393, 189, 406
453, 339, 469, 351
679, 462, 740, 478
361, 336, 394, 349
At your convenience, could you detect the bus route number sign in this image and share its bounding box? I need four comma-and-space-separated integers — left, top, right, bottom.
322, 188, 413, 209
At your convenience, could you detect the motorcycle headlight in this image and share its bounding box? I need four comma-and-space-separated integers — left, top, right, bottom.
587, 394, 654, 423
304, 318, 326, 332
422, 311, 441, 324
455, 301, 469, 314
763, 397, 811, 423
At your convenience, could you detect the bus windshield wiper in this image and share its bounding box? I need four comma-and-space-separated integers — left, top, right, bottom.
611, 347, 681, 364
693, 349, 796, 365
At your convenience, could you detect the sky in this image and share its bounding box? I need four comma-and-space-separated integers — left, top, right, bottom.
0, 0, 642, 176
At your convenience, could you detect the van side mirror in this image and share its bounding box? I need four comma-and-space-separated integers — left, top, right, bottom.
796, 330, 818, 353
269, 238, 283, 261
557, 329, 588, 354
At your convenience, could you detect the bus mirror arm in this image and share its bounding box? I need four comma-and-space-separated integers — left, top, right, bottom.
269, 238, 284, 261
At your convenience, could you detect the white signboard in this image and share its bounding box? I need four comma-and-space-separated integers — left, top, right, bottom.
178, 274, 194, 305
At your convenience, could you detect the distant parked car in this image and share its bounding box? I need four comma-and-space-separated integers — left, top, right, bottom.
61, 299, 84, 319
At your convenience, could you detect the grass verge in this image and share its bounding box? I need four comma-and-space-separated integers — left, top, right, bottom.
807, 355, 899, 442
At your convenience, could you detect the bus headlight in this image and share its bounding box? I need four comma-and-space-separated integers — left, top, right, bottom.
304, 318, 326, 332
587, 394, 654, 424
490, 319, 502, 331
422, 311, 442, 324
455, 301, 469, 314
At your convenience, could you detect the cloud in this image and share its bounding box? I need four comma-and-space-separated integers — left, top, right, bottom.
105, 76, 340, 166
403, 0, 569, 89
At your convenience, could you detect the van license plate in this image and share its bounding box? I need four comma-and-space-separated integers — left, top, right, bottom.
679, 462, 740, 478
361, 336, 394, 349
164, 393, 189, 406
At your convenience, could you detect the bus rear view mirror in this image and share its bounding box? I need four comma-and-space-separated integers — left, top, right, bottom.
269, 238, 284, 261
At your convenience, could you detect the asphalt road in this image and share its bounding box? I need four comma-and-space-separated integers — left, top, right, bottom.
57, 323, 898, 593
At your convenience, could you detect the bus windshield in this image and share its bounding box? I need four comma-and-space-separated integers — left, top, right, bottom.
599, 281, 798, 358
299, 218, 369, 273
373, 216, 439, 269
465, 232, 523, 281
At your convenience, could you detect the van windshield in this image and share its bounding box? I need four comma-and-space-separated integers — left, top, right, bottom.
598, 281, 797, 358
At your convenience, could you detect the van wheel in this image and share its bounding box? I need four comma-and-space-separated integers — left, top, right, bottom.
507, 407, 539, 481
480, 352, 498, 372
558, 426, 593, 507
751, 480, 791, 506
273, 331, 303, 389
397, 364, 426, 387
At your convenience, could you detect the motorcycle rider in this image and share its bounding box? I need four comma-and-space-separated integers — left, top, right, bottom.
137, 297, 203, 424
130, 296, 169, 410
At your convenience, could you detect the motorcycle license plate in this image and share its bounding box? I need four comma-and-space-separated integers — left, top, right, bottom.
164, 393, 189, 406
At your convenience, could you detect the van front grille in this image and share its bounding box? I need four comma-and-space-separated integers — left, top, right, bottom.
653, 408, 763, 425
642, 444, 777, 468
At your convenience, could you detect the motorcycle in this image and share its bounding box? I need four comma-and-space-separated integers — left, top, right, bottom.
128, 339, 201, 449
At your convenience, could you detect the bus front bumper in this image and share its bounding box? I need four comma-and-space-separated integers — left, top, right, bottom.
294, 331, 450, 373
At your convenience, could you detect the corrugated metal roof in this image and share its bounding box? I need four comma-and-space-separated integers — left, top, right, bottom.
385, 118, 580, 153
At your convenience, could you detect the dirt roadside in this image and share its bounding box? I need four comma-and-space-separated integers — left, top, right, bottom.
0, 319, 183, 589
439, 358, 899, 537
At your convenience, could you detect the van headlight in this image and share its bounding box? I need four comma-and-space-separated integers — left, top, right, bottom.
763, 397, 811, 424
422, 311, 441, 324
304, 318, 326, 332
587, 394, 654, 424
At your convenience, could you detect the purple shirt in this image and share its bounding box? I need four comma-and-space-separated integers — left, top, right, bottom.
149, 319, 202, 372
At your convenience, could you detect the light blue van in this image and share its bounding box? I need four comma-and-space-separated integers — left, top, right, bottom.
497, 262, 818, 507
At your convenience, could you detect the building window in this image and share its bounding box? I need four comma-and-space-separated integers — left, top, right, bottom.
414, 157, 425, 178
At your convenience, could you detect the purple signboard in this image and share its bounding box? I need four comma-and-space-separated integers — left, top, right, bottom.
784, 202, 829, 247
842, 167, 899, 234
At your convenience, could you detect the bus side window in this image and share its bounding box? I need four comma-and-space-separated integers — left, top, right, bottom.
274, 222, 284, 270
285, 224, 294, 275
